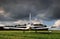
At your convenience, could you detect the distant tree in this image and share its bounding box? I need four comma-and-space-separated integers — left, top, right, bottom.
51, 26, 56, 28
43, 25, 47, 27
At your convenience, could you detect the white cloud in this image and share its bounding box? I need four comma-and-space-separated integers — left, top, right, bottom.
53, 20, 60, 27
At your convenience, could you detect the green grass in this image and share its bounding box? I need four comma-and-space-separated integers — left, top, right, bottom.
0, 30, 60, 39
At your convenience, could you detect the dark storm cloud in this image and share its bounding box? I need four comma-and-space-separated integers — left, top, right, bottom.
46, 0, 60, 20
0, 0, 60, 21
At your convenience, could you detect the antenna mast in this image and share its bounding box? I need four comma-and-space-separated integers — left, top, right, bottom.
29, 13, 32, 25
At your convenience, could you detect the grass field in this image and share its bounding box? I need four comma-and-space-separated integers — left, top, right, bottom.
0, 30, 60, 39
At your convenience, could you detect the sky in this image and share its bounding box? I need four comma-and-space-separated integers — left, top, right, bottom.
0, 0, 60, 26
